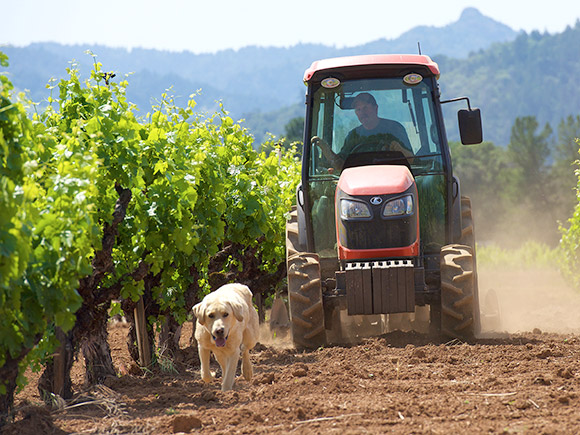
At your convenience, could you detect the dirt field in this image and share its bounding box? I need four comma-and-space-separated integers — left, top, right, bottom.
4, 267, 580, 434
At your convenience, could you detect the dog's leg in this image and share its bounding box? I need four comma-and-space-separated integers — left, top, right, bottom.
198, 346, 213, 383
214, 353, 230, 391
241, 345, 253, 382
219, 350, 240, 391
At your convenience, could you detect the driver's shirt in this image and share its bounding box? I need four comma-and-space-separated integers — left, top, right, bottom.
340, 118, 413, 160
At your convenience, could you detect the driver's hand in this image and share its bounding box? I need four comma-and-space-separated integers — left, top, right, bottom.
390, 140, 410, 154
312, 136, 342, 168
311, 136, 325, 148
390, 140, 404, 152
390, 140, 414, 161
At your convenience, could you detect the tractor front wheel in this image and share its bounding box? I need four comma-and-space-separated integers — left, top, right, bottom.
287, 253, 327, 349
286, 206, 326, 348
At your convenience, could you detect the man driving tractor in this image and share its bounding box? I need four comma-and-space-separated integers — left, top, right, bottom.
312, 92, 414, 169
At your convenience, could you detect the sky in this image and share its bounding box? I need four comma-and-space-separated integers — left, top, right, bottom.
2, 0, 580, 54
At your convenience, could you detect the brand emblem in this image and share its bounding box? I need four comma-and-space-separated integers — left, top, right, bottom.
403, 73, 423, 85
370, 197, 383, 205
321, 77, 341, 88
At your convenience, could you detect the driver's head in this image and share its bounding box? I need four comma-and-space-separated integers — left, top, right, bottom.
353, 93, 379, 130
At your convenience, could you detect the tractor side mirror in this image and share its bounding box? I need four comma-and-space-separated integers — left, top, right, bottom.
458, 108, 483, 145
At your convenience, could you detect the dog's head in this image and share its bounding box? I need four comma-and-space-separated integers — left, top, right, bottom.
192, 297, 244, 347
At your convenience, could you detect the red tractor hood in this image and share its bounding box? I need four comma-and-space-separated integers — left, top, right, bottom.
337, 165, 414, 196
335, 164, 419, 261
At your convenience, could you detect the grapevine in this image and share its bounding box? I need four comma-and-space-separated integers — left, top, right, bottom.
0, 51, 300, 422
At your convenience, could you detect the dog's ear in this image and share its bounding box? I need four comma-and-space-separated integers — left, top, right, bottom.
192, 302, 206, 325
229, 300, 245, 322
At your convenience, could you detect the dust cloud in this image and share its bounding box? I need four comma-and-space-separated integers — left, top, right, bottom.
258, 322, 294, 349
260, 265, 580, 345
478, 267, 580, 334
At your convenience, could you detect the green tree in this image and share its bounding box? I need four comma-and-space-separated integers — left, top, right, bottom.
559, 138, 580, 290
552, 115, 580, 216
1, 53, 92, 422
259, 116, 304, 157
450, 140, 511, 240
555, 116, 580, 164
508, 116, 552, 199
451, 116, 577, 247
258, 115, 304, 159
284, 116, 304, 144
507, 116, 558, 244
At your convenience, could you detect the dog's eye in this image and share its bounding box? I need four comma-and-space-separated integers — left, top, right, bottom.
223, 312, 229, 317
208, 313, 214, 319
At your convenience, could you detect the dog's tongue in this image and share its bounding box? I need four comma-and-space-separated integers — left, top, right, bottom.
214, 337, 226, 347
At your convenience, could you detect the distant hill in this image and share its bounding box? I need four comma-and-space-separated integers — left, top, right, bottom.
340, 8, 517, 58
0, 8, 527, 144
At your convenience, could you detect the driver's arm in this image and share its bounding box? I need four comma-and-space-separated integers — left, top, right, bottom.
311, 136, 345, 169
389, 140, 414, 161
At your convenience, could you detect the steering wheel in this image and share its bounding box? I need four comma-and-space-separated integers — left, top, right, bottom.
349, 141, 384, 155
349, 133, 404, 155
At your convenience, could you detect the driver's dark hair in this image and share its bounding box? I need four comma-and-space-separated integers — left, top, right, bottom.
353, 92, 377, 107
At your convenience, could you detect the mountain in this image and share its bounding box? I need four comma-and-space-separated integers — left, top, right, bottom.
1, 8, 521, 144
341, 8, 517, 58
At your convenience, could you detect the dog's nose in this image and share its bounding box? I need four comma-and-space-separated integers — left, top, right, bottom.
214, 327, 225, 338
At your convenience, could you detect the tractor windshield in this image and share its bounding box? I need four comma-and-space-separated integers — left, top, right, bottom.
306, 77, 447, 257
308, 77, 444, 176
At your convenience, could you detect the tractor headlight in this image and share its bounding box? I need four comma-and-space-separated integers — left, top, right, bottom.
382, 195, 414, 217
340, 199, 371, 219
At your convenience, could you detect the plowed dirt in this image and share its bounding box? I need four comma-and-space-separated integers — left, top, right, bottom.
3, 268, 580, 434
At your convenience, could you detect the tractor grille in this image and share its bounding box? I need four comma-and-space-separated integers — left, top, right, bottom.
340, 215, 415, 250
335, 184, 418, 251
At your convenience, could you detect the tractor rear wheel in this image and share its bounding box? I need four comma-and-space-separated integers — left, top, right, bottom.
459, 196, 481, 335
440, 244, 477, 341
286, 206, 304, 255
459, 196, 475, 248
286, 206, 326, 349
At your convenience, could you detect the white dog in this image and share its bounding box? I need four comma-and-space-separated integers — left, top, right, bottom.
192, 283, 259, 391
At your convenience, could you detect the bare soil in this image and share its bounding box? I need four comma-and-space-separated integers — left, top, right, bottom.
4, 267, 580, 434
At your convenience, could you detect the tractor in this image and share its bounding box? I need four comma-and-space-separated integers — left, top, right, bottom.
285, 54, 486, 348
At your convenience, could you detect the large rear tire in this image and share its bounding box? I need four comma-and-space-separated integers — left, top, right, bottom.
286, 206, 304, 256
286, 207, 327, 349
459, 196, 481, 335
440, 244, 477, 340
459, 196, 475, 248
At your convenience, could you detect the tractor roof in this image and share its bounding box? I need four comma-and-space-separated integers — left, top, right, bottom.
304, 54, 440, 83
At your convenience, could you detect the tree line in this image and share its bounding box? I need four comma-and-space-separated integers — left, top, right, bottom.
450, 115, 580, 247
452, 114, 580, 289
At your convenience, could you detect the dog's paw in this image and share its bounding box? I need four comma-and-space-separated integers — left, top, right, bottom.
242, 364, 253, 382
242, 353, 253, 381
201, 371, 215, 383
221, 381, 235, 391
